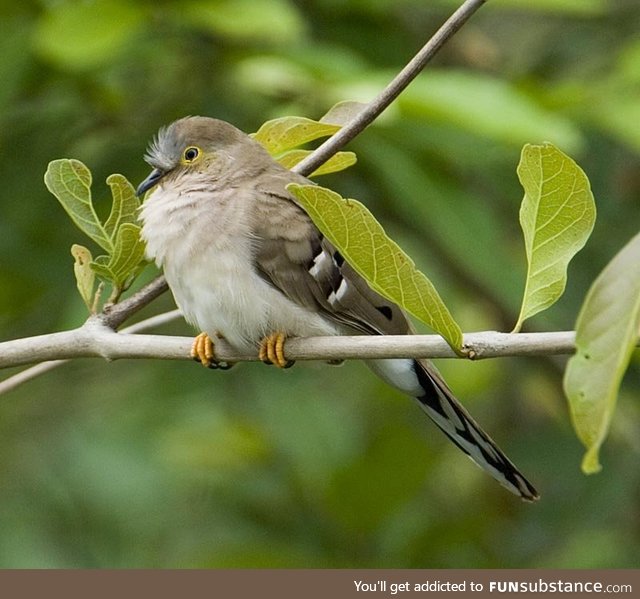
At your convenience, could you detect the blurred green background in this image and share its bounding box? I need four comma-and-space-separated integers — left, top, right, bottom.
1, 0, 639, 568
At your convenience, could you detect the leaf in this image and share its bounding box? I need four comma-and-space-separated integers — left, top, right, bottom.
104, 174, 140, 241
513, 143, 596, 332
252, 117, 340, 155
90, 255, 116, 283
563, 232, 640, 474
71, 244, 96, 311
288, 183, 463, 351
105, 224, 147, 288
47, 160, 147, 296
276, 149, 357, 176
44, 159, 113, 252
320, 101, 366, 126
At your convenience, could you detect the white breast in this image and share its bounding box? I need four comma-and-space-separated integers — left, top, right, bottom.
139, 184, 339, 351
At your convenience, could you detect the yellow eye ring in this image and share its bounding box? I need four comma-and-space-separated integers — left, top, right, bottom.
183, 146, 200, 162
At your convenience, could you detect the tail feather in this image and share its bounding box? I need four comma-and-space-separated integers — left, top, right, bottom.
413, 359, 539, 501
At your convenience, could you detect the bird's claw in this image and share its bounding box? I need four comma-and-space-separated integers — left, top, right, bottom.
190, 332, 233, 370
259, 332, 295, 369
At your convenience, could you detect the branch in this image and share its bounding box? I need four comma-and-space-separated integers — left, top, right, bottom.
292, 0, 487, 177
1, 329, 588, 373
100, 275, 169, 330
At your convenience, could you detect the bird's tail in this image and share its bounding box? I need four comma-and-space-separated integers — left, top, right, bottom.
366, 357, 539, 501
413, 359, 538, 501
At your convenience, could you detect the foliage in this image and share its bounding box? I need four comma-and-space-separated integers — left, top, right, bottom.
514, 143, 596, 332
1, 0, 639, 569
564, 232, 640, 474
252, 114, 357, 175
44, 160, 146, 305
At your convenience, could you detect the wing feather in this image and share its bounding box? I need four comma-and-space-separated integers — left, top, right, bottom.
253, 187, 409, 336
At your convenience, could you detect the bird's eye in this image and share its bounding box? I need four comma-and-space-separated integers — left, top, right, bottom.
183, 146, 200, 162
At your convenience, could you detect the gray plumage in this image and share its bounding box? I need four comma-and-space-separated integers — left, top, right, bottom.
138, 116, 539, 501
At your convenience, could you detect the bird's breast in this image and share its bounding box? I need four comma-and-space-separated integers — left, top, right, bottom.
139, 186, 339, 350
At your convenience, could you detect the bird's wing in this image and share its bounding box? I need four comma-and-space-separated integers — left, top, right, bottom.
253, 183, 410, 336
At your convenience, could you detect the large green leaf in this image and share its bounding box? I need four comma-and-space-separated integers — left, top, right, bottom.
513, 143, 596, 331
288, 183, 463, 351
44, 159, 113, 252
563, 232, 640, 474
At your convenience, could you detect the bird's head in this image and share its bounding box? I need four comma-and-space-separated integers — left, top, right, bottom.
136, 116, 251, 197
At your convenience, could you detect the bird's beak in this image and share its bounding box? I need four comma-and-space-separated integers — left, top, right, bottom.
136, 168, 166, 197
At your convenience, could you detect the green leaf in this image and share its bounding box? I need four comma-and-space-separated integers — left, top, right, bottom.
276, 149, 357, 176
105, 224, 147, 288
288, 183, 463, 351
44, 159, 113, 252
90, 255, 117, 283
513, 143, 596, 331
252, 117, 340, 155
563, 232, 640, 474
70, 244, 96, 312
104, 174, 141, 241
47, 160, 147, 296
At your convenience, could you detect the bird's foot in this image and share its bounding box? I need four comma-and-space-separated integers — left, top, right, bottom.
259, 332, 295, 369
190, 332, 233, 370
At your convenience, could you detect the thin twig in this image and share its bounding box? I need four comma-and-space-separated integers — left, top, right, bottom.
292, 0, 487, 177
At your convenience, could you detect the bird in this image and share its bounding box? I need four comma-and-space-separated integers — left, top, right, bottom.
137, 115, 539, 501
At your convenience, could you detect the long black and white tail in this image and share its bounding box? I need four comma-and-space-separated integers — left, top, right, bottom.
413, 359, 538, 501
366, 357, 539, 501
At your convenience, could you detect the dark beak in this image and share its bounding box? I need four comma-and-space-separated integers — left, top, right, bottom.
136, 168, 166, 197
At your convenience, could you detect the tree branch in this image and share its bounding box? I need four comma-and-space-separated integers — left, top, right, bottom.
101, 275, 169, 330
0, 328, 593, 373
292, 0, 487, 177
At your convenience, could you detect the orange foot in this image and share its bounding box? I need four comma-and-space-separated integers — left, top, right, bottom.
259, 332, 295, 369
190, 332, 233, 370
